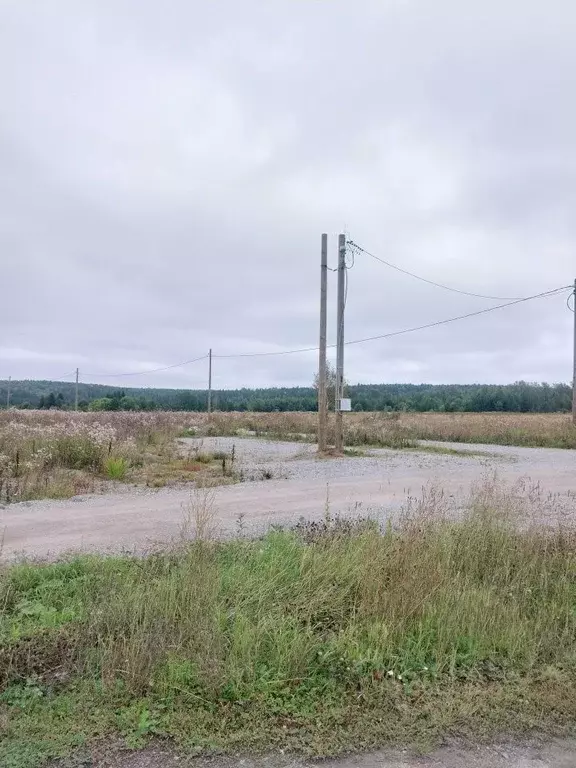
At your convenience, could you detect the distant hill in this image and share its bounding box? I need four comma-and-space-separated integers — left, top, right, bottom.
0, 379, 571, 413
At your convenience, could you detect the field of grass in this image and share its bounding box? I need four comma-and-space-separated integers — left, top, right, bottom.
1, 409, 575, 504
1, 481, 575, 767
195, 410, 576, 449
0, 411, 237, 504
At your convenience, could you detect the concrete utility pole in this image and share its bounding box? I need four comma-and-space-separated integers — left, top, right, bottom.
318, 234, 328, 452
6, 375, 11, 409
335, 234, 346, 452
572, 280, 576, 425
74, 368, 79, 411
207, 349, 213, 414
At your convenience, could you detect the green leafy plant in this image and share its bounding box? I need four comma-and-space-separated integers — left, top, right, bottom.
104, 456, 128, 481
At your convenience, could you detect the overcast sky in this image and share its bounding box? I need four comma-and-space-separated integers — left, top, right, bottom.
1, 0, 575, 390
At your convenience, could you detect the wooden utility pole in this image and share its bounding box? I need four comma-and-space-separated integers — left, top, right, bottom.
334, 234, 346, 452
318, 234, 328, 452
207, 349, 213, 414
74, 368, 79, 411
572, 279, 576, 424
6, 375, 11, 409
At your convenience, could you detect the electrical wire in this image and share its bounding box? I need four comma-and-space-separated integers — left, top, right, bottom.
345, 242, 355, 270
215, 284, 570, 358
215, 251, 351, 360
343, 285, 572, 348
83, 354, 209, 378
213, 346, 319, 359
0, 371, 76, 388
215, 246, 356, 360
50, 370, 77, 382
23, 283, 572, 379
338, 242, 353, 344
348, 239, 527, 301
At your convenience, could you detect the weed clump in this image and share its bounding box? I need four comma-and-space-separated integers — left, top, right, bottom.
104, 456, 128, 480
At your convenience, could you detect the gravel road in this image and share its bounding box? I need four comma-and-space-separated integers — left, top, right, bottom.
84, 737, 576, 768
1, 437, 575, 561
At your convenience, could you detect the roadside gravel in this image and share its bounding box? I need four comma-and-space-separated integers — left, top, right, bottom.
2, 437, 575, 561
85, 737, 576, 768
178, 436, 508, 483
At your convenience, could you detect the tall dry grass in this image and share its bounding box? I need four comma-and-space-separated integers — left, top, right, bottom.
195, 410, 576, 449
0, 411, 195, 503
1, 408, 574, 503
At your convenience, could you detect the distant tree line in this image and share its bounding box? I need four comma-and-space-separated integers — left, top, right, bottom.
0, 379, 572, 413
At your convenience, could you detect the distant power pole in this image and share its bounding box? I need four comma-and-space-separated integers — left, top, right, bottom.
6, 375, 11, 409
334, 234, 346, 452
318, 234, 328, 452
207, 349, 213, 414
74, 368, 79, 411
572, 279, 576, 424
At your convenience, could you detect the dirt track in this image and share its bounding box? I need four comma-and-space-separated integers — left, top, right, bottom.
91, 738, 576, 768
1, 438, 576, 561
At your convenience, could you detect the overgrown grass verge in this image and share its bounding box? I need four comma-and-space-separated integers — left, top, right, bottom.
406, 444, 500, 458
1, 485, 576, 767
0, 412, 239, 503
193, 411, 576, 449
3, 410, 575, 504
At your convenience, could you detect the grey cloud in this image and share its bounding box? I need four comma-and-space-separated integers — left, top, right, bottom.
0, 0, 575, 389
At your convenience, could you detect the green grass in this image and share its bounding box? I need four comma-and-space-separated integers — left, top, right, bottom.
407, 445, 500, 458
342, 447, 369, 457
104, 456, 128, 480
347, 444, 498, 458
1, 495, 576, 767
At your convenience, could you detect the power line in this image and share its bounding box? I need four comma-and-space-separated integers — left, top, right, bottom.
46, 370, 77, 382
348, 239, 527, 301
10, 284, 571, 381
214, 249, 359, 362
83, 354, 208, 378
213, 346, 319, 359
216, 284, 570, 359
344, 285, 572, 348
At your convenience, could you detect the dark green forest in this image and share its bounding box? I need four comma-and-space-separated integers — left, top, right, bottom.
0, 379, 572, 413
